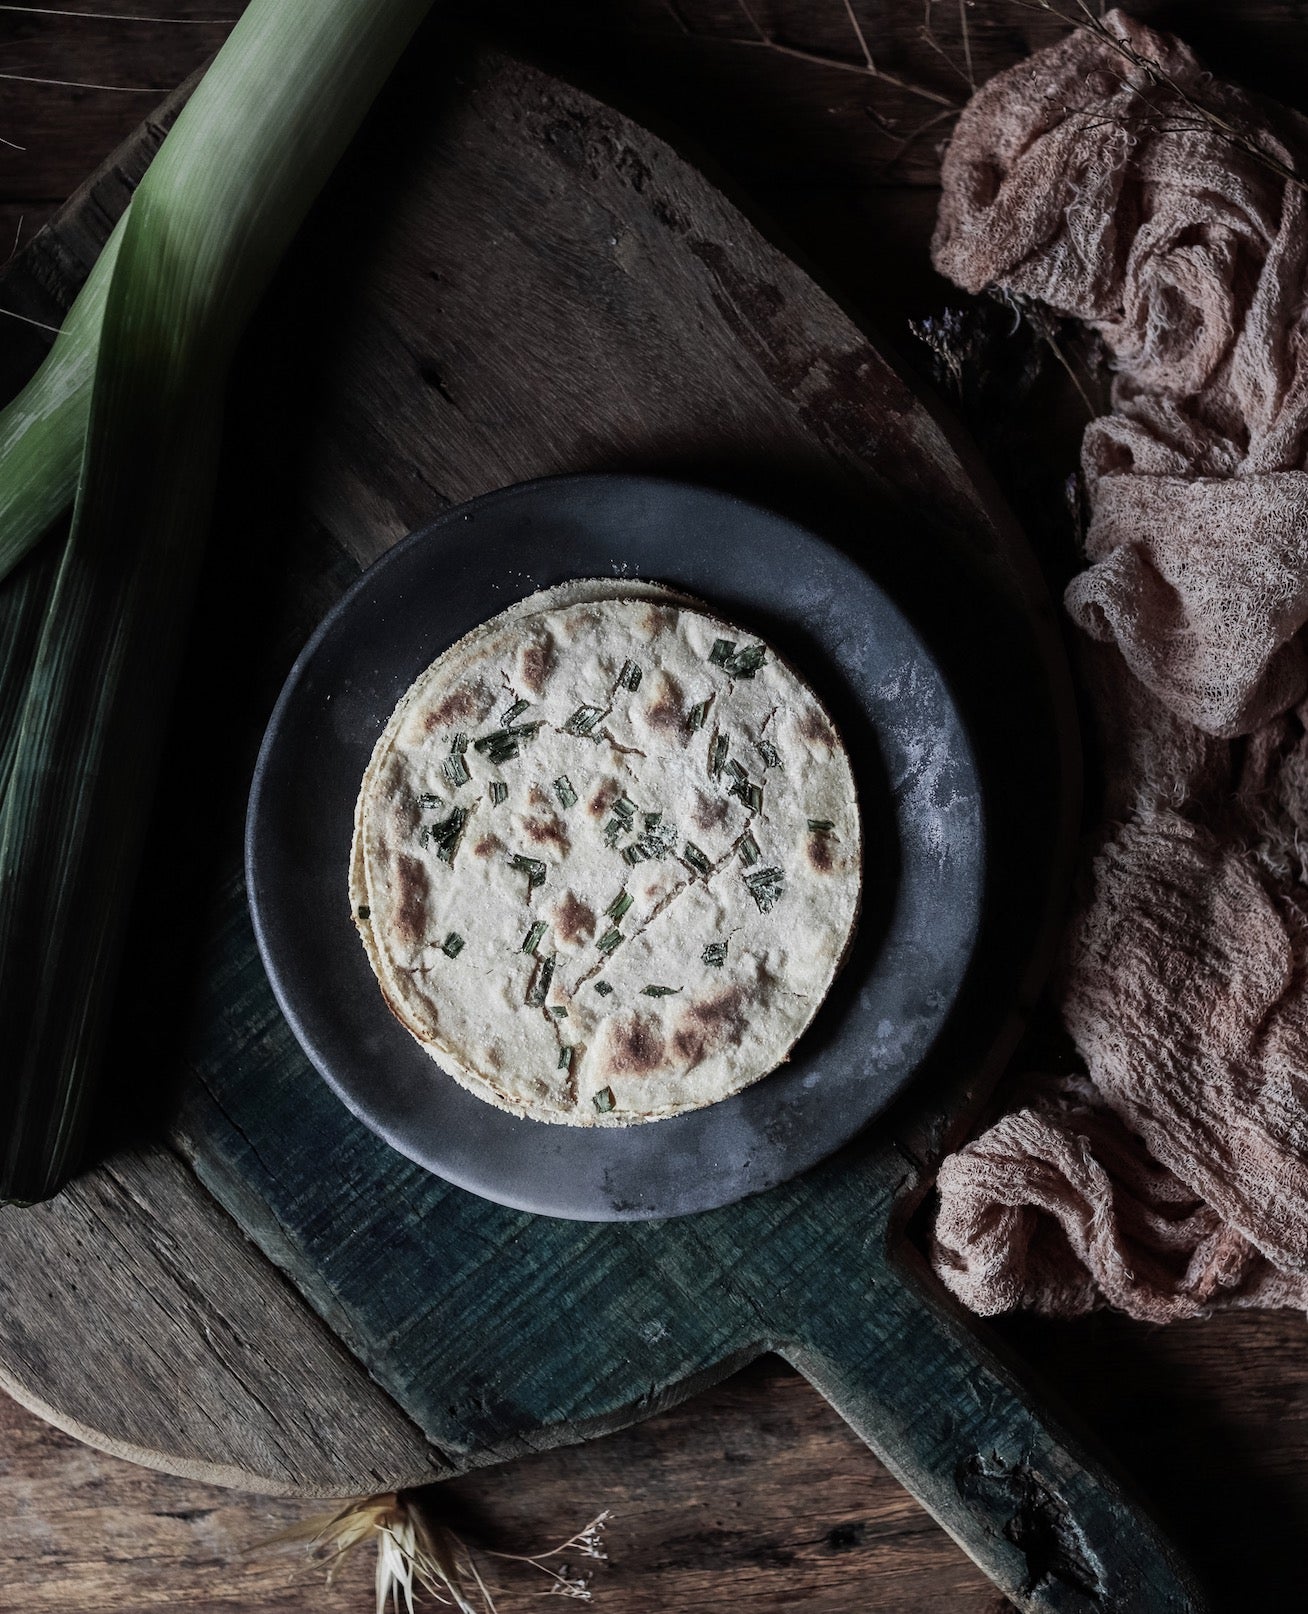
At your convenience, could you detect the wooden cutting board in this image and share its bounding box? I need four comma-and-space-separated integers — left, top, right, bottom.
0, 23, 1205, 1611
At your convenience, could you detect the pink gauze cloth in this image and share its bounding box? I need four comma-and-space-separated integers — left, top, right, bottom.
928, 11, 1308, 1321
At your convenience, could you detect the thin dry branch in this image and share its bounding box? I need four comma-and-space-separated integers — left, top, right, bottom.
1010, 0, 1306, 191
920, 0, 975, 90
839, 0, 875, 70
957, 0, 976, 88
0, 68, 169, 91
724, 0, 960, 110
0, 5, 233, 19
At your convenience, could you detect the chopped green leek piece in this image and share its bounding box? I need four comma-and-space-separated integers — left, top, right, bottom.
709, 733, 728, 777
596, 927, 625, 955
594, 980, 613, 996
474, 723, 540, 764
743, 865, 785, 913
451, 732, 468, 754
489, 781, 508, 806
443, 750, 470, 788
702, 941, 728, 967
357, 904, 370, 920
554, 775, 577, 810
527, 954, 555, 1006
682, 841, 711, 876
687, 698, 711, 732
442, 932, 465, 958
619, 659, 641, 690
641, 984, 682, 997
501, 698, 529, 726
522, 920, 547, 955
564, 704, 605, 736
613, 795, 636, 820
550, 1004, 569, 1019
808, 818, 835, 832
738, 832, 760, 867
416, 792, 441, 809
603, 816, 628, 846
605, 888, 633, 921
509, 852, 546, 889
725, 758, 748, 785
724, 643, 766, 678
558, 1045, 574, 1071
628, 820, 676, 861
756, 740, 780, 769
593, 1086, 616, 1113
425, 806, 467, 863
709, 638, 736, 667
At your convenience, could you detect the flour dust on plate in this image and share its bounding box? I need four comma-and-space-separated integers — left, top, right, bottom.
351, 579, 863, 1126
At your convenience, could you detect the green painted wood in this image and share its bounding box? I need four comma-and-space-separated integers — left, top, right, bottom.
174, 866, 1206, 1611
0, 22, 1209, 1611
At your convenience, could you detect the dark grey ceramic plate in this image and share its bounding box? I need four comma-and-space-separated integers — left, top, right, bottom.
246, 475, 984, 1220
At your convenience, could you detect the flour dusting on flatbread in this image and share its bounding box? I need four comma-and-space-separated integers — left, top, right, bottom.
352, 583, 861, 1125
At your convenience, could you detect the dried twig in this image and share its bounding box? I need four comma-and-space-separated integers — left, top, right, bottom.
263, 1493, 611, 1612
0, 69, 170, 91
919, 0, 975, 90
869, 103, 957, 174
721, 0, 960, 111
957, 0, 976, 89
0, 4, 233, 19
1010, 0, 1306, 191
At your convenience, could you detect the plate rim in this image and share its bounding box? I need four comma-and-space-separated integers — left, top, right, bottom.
245, 471, 986, 1220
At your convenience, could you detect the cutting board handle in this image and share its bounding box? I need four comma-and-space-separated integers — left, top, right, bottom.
775, 1248, 1209, 1613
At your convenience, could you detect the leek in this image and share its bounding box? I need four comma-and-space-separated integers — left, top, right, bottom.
0, 217, 125, 581
0, 0, 434, 1202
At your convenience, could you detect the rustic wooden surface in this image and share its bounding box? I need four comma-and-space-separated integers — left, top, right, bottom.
1, 24, 1131, 1605
0, 4, 1303, 1612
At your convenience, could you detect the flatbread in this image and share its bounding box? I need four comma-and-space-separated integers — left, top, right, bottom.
351, 583, 861, 1125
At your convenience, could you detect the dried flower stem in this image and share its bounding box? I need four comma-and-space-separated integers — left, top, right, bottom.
1009, 0, 1306, 191
262, 1492, 611, 1612
710, 0, 960, 111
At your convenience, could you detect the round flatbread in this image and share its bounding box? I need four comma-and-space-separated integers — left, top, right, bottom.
351, 584, 861, 1125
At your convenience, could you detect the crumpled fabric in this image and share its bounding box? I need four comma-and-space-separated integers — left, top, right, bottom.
928, 12, 1308, 1320
934, 9, 1308, 738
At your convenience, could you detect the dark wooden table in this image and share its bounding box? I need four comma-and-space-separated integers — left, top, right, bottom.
0, 5, 1305, 1612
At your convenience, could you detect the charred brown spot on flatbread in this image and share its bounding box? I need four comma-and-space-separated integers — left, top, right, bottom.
519, 632, 556, 694
641, 670, 685, 735
672, 985, 750, 1070
692, 789, 729, 832
552, 890, 597, 945
423, 681, 486, 732
473, 833, 505, 859
524, 813, 570, 854
797, 706, 835, 749
807, 832, 836, 873
603, 1013, 666, 1078
588, 778, 621, 818
527, 784, 551, 808
391, 854, 430, 947
641, 604, 677, 639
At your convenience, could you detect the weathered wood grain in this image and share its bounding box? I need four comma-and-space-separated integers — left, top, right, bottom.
3, 1359, 1007, 1614
0, 1148, 446, 1495
0, 13, 1194, 1613
7, 1309, 1308, 1612
0, 4, 1303, 1611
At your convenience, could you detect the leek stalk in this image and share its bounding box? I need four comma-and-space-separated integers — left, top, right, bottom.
0, 217, 125, 581
0, 0, 434, 1202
